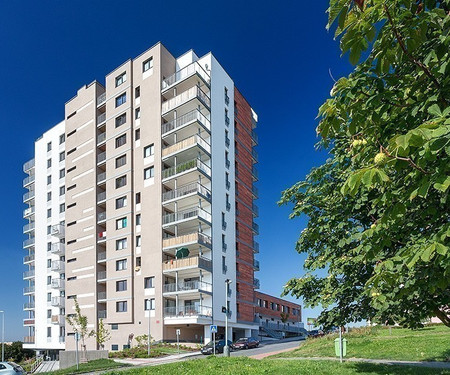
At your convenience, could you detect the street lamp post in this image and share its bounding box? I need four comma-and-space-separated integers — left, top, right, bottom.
224, 279, 232, 357
0, 311, 4, 362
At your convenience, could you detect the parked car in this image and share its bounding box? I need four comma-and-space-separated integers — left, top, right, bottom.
232, 337, 260, 350
201, 339, 233, 355
0, 362, 24, 375
308, 330, 325, 338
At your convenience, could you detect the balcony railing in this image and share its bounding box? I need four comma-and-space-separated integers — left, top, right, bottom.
98, 251, 106, 261
24, 254, 35, 263
23, 270, 35, 279
253, 241, 260, 253
162, 231, 212, 249
23, 190, 35, 202
23, 238, 35, 248
23, 159, 35, 172
252, 222, 259, 234
98, 271, 107, 280
23, 206, 35, 217
162, 256, 212, 272
23, 174, 35, 187
97, 151, 106, 164
97, 172, 106, 183
23, 336, 35, 344
162, 134, 211, 157
97, 191, 106, 202
97, 132, 106, 144
51, 260, 65, 272
98, 292, 106, 300
51, 242, 65, 255
98, 310, 107, 319
252, 166, 258, 180
97, 211, 106, 222
252, 148, 258, 162
161, 109, 210, 135
252, 185, 259, 198
24, 286, 35, 294
24, 302, 35, 309
97, 92, 106, 106
162, 61, 210, 90
51, 224, 65, 238
162, 86, 210, 114
51, 297, 65, 307
97, 113, 106, 124
23, 222, 35, 233
164, 305, 212, 318
162, 182, 211, 203
51, 278, 65, 289
253, 259, 260, 271
252, 203, 259, 217
251, 130, 258, 144
23, 319, 35, 325
162, 158, 211, 180
163, 206, 211, 226
51, 315, 64, 325
163, 280, 212, 294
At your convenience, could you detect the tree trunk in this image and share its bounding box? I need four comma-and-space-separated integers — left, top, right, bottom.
433, 307, 450, 327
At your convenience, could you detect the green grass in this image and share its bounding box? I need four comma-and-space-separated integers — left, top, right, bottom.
109, 343, 196, 358
40, 358, 128, 375
272, 324, 450, 362
103, 357, 450, 375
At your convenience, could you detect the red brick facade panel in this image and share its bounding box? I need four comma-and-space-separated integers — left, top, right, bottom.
255, 292, 302, 323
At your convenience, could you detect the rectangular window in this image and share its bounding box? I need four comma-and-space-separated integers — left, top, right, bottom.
144, 276, 154, 289
115, 154, 126, 168
47, 292, 52, 302
144, 166, 154, 180
136, 235, 141, 247
144, 144, 154, 158
59, 152, 65, 162
116, 175, 127, 188
47, 225, 51, 235
145, 298, 155, 311
47, 309, 52, 319
135, 129, 141, 141
116, 217, 127, 229
60, 186, 65, 196
116, 196, 127, 209
47, 242, 52, 252
111, 324, 118, 330
115, 113, 127, 128
59, 169, 65, 179
47, 142, 52, 152
116, 301, 127, 312
135, 257, 141, 267
116, 280, 127, 292
116, 259, 127, 270
116, 238, 127, 250
135, 86, 140, 98
115, 72, 126, 87
59, 134, 65, 144
47, 276, 52, 285
47, 175, 51, 185
47, 192, 52, 201
136, 214, 141, 225
60, 203, 65, 213
47, 159, 52, 168
111, 344, 119, 351
135, 108, 140, 119
47, 208, 52, 218
115, 134, 126, 148
143, 57, 153, 72
136, 192, 141, 204
115, 93, 126, 107
47, 327, 52, 337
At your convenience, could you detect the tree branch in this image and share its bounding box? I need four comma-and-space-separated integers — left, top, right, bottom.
377, 141, 429, 174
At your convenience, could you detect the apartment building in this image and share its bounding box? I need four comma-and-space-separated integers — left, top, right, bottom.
23, 42, 302, 353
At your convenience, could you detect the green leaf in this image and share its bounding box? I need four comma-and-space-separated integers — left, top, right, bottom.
421, 244, 435, 262
428, 104, 442, 117
433, 176, 450, 193
435, 242, 448, 256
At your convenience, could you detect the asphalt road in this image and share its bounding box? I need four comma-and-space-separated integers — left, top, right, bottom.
230, 338, 304, 357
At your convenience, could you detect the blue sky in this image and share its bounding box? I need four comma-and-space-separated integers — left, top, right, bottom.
0, 0, 354, 340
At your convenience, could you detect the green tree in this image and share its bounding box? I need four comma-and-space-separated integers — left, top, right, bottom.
89, 319, 111, 350
280, 0, 450, 329
66, 297, 89, 354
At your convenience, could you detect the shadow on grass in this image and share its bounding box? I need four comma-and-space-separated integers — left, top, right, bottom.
353, 362, 448, 375
424, 348, 450, 363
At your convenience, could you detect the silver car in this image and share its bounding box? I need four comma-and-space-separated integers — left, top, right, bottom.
0, 362, 24, 375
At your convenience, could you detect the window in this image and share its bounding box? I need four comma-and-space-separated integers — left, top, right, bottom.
47, 208, 52, 218
135, 86, 140, 98
47, 175, 51, 185
222, 256, 226, 273
47, 159, 52, 168
116, 154, 126, 168
60, 203, 65, 213
115, 93, 126, 107
116, 175, 127, 188
144, 276, 154, 288
59, 134, 65, 144
47, 309, 52, 319
115, 113, 127, 128
135, 108, 140, 119
115, 72, 126, 87
144, 144, 154, 158
59, 169, 65, 179
116, 238, 127, 250
111, 324, 118, 330
116, 301, 127, 312
111, 344, 119, 351
47, 192, 52, 202
47, 276, 52, 285
116, 217, 128, 229
136, 214, 141, 225
222, 212, 226, 229
60, 186, 65, 196
47, 225, 51, 235
136, 192, 141, 204
59, 152, 65, 162
136, 256, 141, 267
135, 129, 141, 141
116, 280, 127, 291
47, 292, 52, 302
116, 259, 127, 270
145, 298, 155, 311
116, 196, 127, 209
115, 134, 126, 148
47, 142, 52, 152
136, 235, 141, 247
47, 327, 52, 338
143, 57, 153, 72
47, 242, 52, 252
144, 166, 154, 180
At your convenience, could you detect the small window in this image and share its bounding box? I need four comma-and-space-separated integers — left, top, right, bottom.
47, 242, 52, 251
47, 309, 52, 319
47, 208, 52, 218
144, 166, 154, 180
144, 276, 154, 289
111, 324, 118, 330
47, 159, 52, 168
144, 144, 154, 158
115, 134, 126, 148
47, 276, 52, 285
60, 186, 65, 196
47, 327, 52, 337
47, 175, 52, 185
116, 301, 127, 312
116, 280, 127, 291
59, 134, 65, 144
116, 196, 127, 209
111, 344, 119, 351
135, 86, 140, 98
136, 256, 141, 267
59, 152, 65, 162
60, 203, 65, 213
115, 72, 126, 87
136, 214, 141, 225
116, 259, 127, 270
116, 154, 127, 168
47, 225, 51, 235
143, 57, 153, 72
115, 113, 127, 128
59, 169, 65, 179
116, 175, 127, 188
145, 298, 155, 311
136, 235, 141, 247
135, 129, 141, 141
47, 192, 52, 201
116, 217, 128, 230
47, 292, 52, 301
116, 238, 127, 250
47, 142, 52, 152
115, 93, 126, 107
136, 192, 141, 204
135, 108, 141, 120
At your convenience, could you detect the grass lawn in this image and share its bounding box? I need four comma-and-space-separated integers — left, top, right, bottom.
104, 357, 450, 375
109, 343, 196, 359
39, 358, 128, 375
272, 324, 450, 362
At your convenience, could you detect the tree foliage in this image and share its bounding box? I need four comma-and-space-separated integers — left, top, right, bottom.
280, 0, 450, 329
89, 319, 111, 350
66, 297, 89, 353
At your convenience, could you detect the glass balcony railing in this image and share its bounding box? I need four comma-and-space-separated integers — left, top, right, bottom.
97, 151, 106, 164
51, 278, 65, 289
24, 254, 35, 263
253, 259, 260, 271
253, 241, 260, 253
97, 211, 106, 222
23, 206, 35, 217
97, 113, 106, 124
97, 132, 106, 144
23, 190, 35, 202
162, 61, 210, 90
98, 310, 107, 319
163, 206, 211, 226
23, 222, 35, 233
51, 224, 65, 238
23, 238, 35, 248
23, 159, 35, 172
23, 175, 35, 187
51, 297, 65, 307
163, 280, 212, 294
252, 222, 259, 234
162, 182, 211, 203
97, 191, 106, 202
162, 158, 211, 180
51, 260, 65, 272
23, 270, 35, 279
23, 286, 35, 294
97, 92, 106, 106
24, 303, 35, 309
164, 305, 212, 318
162, 109, 210, 135
51, 243, 65, 255
162, 86, 210, 114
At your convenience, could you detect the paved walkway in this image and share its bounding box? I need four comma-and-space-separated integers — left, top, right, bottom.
274, 356, 450, 369
35, 360, 60, 373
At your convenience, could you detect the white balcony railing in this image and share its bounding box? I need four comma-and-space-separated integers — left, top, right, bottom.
163, 280, 212, 294
23, 206, 35, 217
162, 158, 211, 180
51, 260, 65, 272
162, 61, 210, 90
162, 182, 211, 203
163, 206, 211, 226
162, 86, 210, 114
51, 297, 65, 307
164, 305, 212, 318
51, 224, 65, 238
161, 109, 210, 135
51, 242, 65, 255
162, 134, 211, 158
51, 278, 65, 289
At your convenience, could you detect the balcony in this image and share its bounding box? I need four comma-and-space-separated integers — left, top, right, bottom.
23, 270, 35, 279
24, 255, 35, 263
98, 310, 107, 319
162, 109, 210, 136
252, 185, 259, 198
97, 113, 106, 125
162, 86, 210, 114
162, 182, 211, 203
98, 292, 106, 301
97, 191, 106, 203
51, 242, 65, 255
98, 251, 106, 262
98, 211, 106, 222
23, 159, 35, 172
97, 271, 107, 280
97, 151, 106, 164
23, 206, 35, 218
163, 256, 212, 273
252, 222, 259, 234
253, 259, 260, 271
163, 280, 212, 295
23, 319, 35, 326
23, 222, 35, 233
23, 286, 35, 294
23, 336, 35, 344
98, 232, 106, 242
164, 305, 212, 318
23, 174, 35, 187
51, 224, 65, 238
163, 206, 211, 227
23, 237, 35, 248
162, 61, 210, 91
51, 315, 65, 325
51, 260, 65, 273
24, 302, 35, 309
252, 166, 258, 181
163, 232, 212, 250
252, 148, 258, 163
97, 132, 106, 145
251, 130, 258, 145
97, 92, 106, 106
252, 203, 259, 217
51, 278, 65, 289
253, 241, 260, 253
51, 296, 65, 307
59, 336, 65, 343
162, 158, 211, 181
23, 190, 35, 202
97, 172, 106, 184
162, 134, 211, 159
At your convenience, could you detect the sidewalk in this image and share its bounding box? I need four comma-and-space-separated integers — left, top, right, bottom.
273, 356, 450, 370
113, 351, 201, 367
